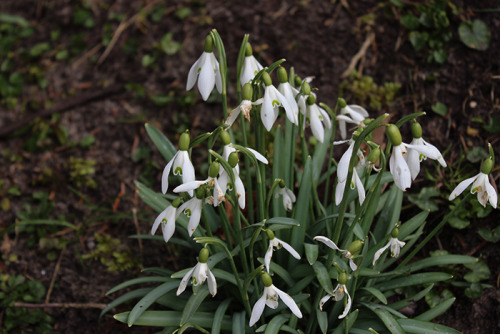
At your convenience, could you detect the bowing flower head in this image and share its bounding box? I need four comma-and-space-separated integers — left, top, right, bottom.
161, 132, 195, 196
260, 71, 295, 131
314, 236, 363, 271
372, 227, 406, 265
306, 95, 331, 143
264, 230, 301, 273
240, 42, 264, 87
177, 248, 217, 297
337, 98, 369, 139
319, 272, 352, 319
151, 198, 182, 243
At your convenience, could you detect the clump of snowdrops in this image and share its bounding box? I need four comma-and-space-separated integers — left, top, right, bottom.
106, 30, 497, 333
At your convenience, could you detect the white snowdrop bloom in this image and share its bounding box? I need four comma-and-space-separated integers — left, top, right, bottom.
240, 55, 264, 86
225, 83, 262, 127
314, 236, 360, 271
177, 197, 203, 236
275, 186, 296, 211
338, 102, 369, 139
151, 205, 181, 243
249, 273, 302, 326
319, 273, 351, 319
389, 143, 412, 191
372, 237, 406, 265
449, 171, 497, 209
161, 132, 195, 196
186, 36, 222, 101
306, 98, 331, 143
335, 168, 365, 206
177, 248, 217, 297
260, 72, 295, 131
264, 230, 301, 273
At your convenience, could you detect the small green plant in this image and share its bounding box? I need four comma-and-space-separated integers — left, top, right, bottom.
69, 157, 97, 188
83, 233, 141, 272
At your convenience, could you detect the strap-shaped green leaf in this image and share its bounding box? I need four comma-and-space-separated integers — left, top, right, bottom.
145, 123, 176, 161
387, 284, 434, 310
265, 314, 290, 334
180, 285, 211, 326
399, 318, 460, 334
106, 276, 170, 295
304, 243, 318, 265
100, 287, 152, 319
399, 210, 429, 239
366, 305, 405, 334
361, 287, 388, 305
401, 255, 477, 273
331, 309, 359, 334
232, 311, 246, 333
414, 297, 456, 322
212, 298, 232, 334
114, 311, 232, 330
312, 261, 334, 294
376, 272, 452, 292
316, 310, 328, 334
290, 156, 312, 254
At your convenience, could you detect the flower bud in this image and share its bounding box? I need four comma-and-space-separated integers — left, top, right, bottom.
262, 72, 272, 87
242, 83, 253, 100
391, 227, 400, 238
306, 94, 316, 106
279, 179, 285, 188
220, 130, 231, 145
347, 240, 363, 254
481, 158, 493, 175
245, 42, 253, 56
411, 121, 423, 139
209, 161, 220, 178
204, 35, 214, 53
294, 75, 302, 87
198, 248, 209, 263
228, 152, 239, 168
172, 197, 182, 208
277, 66, 288, 84
266, 229, 275, 240
179, 132, 190, 151
386, 124, 402, 146
367, 147, 380, 164
302, 82, 311, 96
195, 187, 205, 200
338, 272, 347, 285
337, 98, 347, 109
261, 272, 273, 287
363, 118, 373, 125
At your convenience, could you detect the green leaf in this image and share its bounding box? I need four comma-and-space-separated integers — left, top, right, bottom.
464, 282, 483, 298
145, 123, 177, 161
180, 285, 211, 325
106, 276, 170, 295
161, 32, 182, 55
266, 217, 300, 227
29, 42, 51, 57
316, 311, 327, 334
0, 13, 30, 27
477, 226, 500, 243
401, 255, 477, 273
466, 146, 488, 163
464, 260, 490, 283
16, 219, 77, 230
448, 215, 469, 229
431, 102, 447, 116
114, 311, 232, 330
331, 309, 359, 334
368, 306, 405, 334
418, 297, 455, 321
401, 13, 420, 30
142, 54, 155, 67
432, 49, 447, 64
361, 287, 387, 305
398, 318, 460, 334
407, 187, 440, 212
483, 117, 500, 133
408, 31, 428, 51
399, 210, 428, 239
312, 261, 333, 294
459, 19, 491, 51
100, 288, 153, 319
212, 299, 232, 334
232, 311, 246, 334
304, 243, 318, 265
265, 314, 290, 334
135, 180, 168, 213
376, 272, 452, 291
290, 156, 312, 254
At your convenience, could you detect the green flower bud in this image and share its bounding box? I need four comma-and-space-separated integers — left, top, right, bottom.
363, 118, 373, 125
220, 130, 231, 145
306, 94, 316, 106
347, 240, 363, 254
245, 42, 253, 56
204, 35, 214, 53
266, 229, 275, 240
172, 197, 182, 208
209, 161, 220, 178
338, 272, 348, 285
195, 187, 205, 200
294, 75, 302, 87
367, 147, 380, 164
179, 132, 190, 151
242, 83, 253, 100
386, 124, 402, 146
482, 158, 493, 174
302, 82, 311, 96
279, 179, 285, 188
391, 227, 400, 238
198, 248, 209, 263
261, 272, 273, 287
228, 152, 239, 168
411, 121, 423, 139
337, 97, 347, 109
262, 72, 272, 87
277, 66, 288, 83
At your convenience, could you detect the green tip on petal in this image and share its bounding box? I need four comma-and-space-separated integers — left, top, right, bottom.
245, 42, 253, 56
199, 248, 209, 263
386, 124, 402, 146
204, 35, 214, 53
261, 272, 273, 287
179, 131, 190, 151
277, 66, 288, 83
337, 97, 347, 108
411, 121, 423, 139
481, 158, 493, 174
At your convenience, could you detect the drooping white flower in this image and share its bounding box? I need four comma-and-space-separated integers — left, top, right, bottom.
225, 99, 254, 127
405, 137, 447, 180
151, 205, 181, 243
218, 167, 246, 209
372, 237, 406, 265
275, 186, 296, 211
319, 280, 352, 318
240, 55, 264, 87
161, 150, 195, 196
249, 274, 302, 326
177, 248, 217, 297
264, 230, 301, 273
335, 168, 365, 206
178, 197, 203, 236
278, 81, 299, 125
389, 143, 412, 191
449, 172, 497, 208
335, 140, 366, 205
338, 103, 369, 139
314, 236, 359, 271
260, 72, 295, 131
306, 100, 331, 143
186, 36, 222, 101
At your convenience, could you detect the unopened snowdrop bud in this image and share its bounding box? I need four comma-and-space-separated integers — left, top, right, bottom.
363, 118, 373, 125
266, 229, 275, 240
411, 121, 423, 139
245, 42, 253, 56
261, 272, 273, 287
198, 248, 209, 263
195, 187, 205, 199
337, 97, 347, 109
306, 94, 316, 106
367, 147, 380, 165
294, 75, 302, 87
179, 132, 190, 151
386, 124, 402, 146
277, 66, 288, 84
347, 240, 363, 254
204, 35, 214, 53
482, 158, 493, 175
391, 227, 400, 238
172, 197, 182, 208
209, 161, 220, 178
242, 83, 253, 100
279, 179, 286, 188
262, 72, 272, 86
338, 272, 347, 285
220, 130, 231, 145
302, 82, 311, 96
228, 152, 239, 168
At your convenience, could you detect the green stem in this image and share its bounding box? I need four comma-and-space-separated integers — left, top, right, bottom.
265, 179, 282, 219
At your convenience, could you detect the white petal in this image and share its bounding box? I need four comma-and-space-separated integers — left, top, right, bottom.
261, 89, 278, 131
278, 83, 299, 125
485, 180, 497, 208
339, 118, 347, 139
275, 286, 302, 319
319, 106, 332, 129
286, 188, 296, 202
243, 146, 269, 164
173, 180, 206, 193
353, 170, 366, 205
349, 259, 358, 271
338, 287, 352, 319
372, 240, 391, 266
151, 206, 170, 235
177, 266, 195, 296
338, 142, 355, 182
210, 53, 222, 93
390, 145, 412, 191
161, 152, 178, 194
180, 151, 195, 196
319, 294, 332, 311
314, 236, 341, 251
207, 268, 217, 296
264, 243, 274, 273
422, 139, 447, 167
406, 142, 442, 162
161, 211, 176, 243
405, 147, 421, 180
348, 104, 369, 117
278, 238, 301, 260
197, 53, 215, 101
249, 294, 267, 326
448, 174, 478, 200
235, 175, 246, 209
335, 179, 346, 206
186, 56, 201, 91
309, 105, 325, 143
187, 199, 203, 236
226, 104, 242, 127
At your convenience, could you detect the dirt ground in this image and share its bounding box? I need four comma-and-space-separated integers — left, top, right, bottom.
0, 0, 499, 333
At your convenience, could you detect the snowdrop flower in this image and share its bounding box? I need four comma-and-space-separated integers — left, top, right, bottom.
387, 124, 412, 191
240, 42, 264, 87
264, 230, 301, 273
186, 35, 222, 101
161, 132, 195, 196
337, 98, 369, 140
249, 273, 302, 326
177, 248, 217, 297
335, 170, 365, 206
218, 151, 246, 209
277, 67, 299, 125
177, 192, 204, 236
291, 77, 315, 116
372, 227, 406, 265
225, 83, 261, 127
335, 139, 366, 205
306, 95, 331, 143
314, 236, 362, 271
275, 185, 296, 211
174, 161, 225, 207
260, 72, 295, 131
319, 272, 352, 319
405, 121, 447, 180
449, 157, 497, 208
151, 199, 182, 243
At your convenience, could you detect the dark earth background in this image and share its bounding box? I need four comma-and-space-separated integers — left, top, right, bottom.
0, 0, 499, 333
